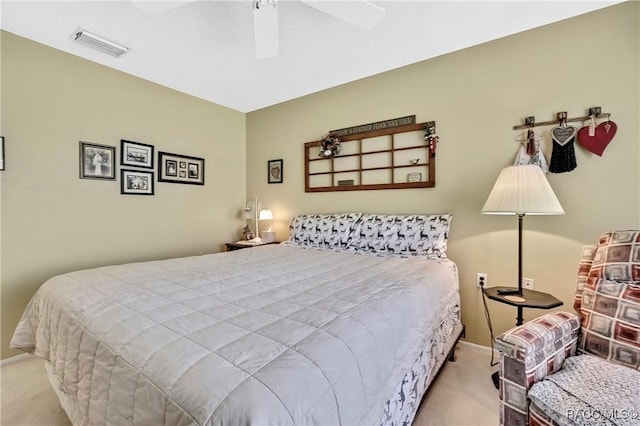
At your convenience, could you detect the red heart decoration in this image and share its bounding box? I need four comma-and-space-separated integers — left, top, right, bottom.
578, 121, 617, 156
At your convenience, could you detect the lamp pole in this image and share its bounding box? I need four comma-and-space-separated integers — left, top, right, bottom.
517, 213, 524, 296
254, 196, 261, 238
517, 213, 524, 325
245, 195, 262, 239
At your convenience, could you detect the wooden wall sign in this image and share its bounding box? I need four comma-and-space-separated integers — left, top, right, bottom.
329, 115, 416, 138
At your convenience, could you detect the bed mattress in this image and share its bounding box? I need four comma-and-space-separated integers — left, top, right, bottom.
12, 244, 460, 425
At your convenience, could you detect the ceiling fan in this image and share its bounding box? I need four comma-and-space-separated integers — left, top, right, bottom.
132, 0, 386, 58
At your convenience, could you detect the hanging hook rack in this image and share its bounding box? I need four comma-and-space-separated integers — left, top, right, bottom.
557, 111, 568, 127
513, 107, 611, 130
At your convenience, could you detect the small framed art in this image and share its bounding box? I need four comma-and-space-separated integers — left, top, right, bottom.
121, 139, 154, 169
0, 136, 5, 171
79, 141, 115, 180
121, 169, 154, 195
268, 159, 283, 184
407, 172, 422, 182
158, 151, 205, 185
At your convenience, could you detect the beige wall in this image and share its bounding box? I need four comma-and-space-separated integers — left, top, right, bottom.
246, 3, 640, 347
1, 3, 638, 359
0, 32, 246, 358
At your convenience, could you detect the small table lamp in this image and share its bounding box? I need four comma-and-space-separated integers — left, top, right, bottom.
259, 209, 276, 242
481, 165, 564, 300
244, 197, 273, 243
259, 209, 273, 221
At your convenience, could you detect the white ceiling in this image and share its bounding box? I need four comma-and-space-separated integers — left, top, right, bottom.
1, 1, 622, 113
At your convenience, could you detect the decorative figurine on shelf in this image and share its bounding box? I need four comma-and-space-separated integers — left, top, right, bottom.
241, 225, 254, 241
424, 123, 438, 157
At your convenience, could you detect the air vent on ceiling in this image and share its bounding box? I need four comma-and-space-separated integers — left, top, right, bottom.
70, 27, 129, 58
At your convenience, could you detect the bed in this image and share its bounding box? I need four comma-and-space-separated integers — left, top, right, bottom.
11, 213, 463, 425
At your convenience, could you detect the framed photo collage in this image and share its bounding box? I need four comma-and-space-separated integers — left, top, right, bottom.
79, 139, 205, 196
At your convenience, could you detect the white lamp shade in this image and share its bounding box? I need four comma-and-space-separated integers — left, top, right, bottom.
259, 209, 273, 220
481, 165, 565, 215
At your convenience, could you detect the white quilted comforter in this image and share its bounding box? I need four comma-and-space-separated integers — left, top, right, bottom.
12, 244, 459, 425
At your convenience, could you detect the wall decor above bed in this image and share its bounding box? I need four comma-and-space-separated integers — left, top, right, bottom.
267, 158, 283, 184
158, 151, 205, 185
305, 119, 437, 192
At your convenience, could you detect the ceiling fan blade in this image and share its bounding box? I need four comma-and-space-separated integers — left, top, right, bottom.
131, 1, 197, 15
253, 1, 279, 58
300, 0, 385, 31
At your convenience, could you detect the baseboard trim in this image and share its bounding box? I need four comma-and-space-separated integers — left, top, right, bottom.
0, 353, 33, 367
457, 340, 500, 357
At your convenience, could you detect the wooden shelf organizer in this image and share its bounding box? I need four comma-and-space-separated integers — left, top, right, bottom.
305, 121, 435, 192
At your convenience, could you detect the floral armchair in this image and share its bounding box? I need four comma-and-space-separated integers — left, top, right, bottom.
495, 230, 640, 426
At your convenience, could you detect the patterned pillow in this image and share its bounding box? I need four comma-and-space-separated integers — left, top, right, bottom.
578, 278, 640, 370
350, 214, 452, 258
286, 213, 362, 249
588, 230, 640, 283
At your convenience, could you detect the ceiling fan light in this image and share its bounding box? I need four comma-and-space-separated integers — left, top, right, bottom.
70, 27, 129, 58
253, 0, 279, 58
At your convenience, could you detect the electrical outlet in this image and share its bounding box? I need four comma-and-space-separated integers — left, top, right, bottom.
522, 278, 534, 289
476, 273, 488, 288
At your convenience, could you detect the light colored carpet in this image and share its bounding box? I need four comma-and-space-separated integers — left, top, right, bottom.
415, 342, 499, 425
1, 341, 498, 425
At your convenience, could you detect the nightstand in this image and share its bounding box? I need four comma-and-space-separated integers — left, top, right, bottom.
484, 287, 563, 326
225, 241, 280, 251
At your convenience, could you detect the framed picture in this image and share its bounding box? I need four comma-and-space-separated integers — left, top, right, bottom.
158, 151, 205, 185
121, 139, 154, 169
0, 136, 5, 171
268, 159, 283, 184
121, 169, 154, 195
79, 141, 115, 180
407, 172, 422, 182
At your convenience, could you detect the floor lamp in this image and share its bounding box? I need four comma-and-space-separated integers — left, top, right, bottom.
481, 165, 564, 302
